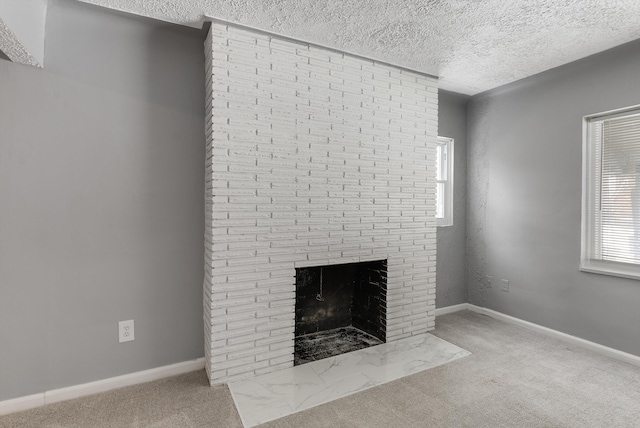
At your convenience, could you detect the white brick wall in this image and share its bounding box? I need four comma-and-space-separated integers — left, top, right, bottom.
204, 22, 438, 384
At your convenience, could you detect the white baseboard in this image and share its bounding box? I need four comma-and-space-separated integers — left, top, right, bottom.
435, 303, 640, 369
0, 394, 45, 416
0, 358, 205, 417
434, 303, 471, 317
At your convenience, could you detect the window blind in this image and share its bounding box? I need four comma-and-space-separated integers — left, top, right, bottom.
585, 111, 640, 269
599, 114, 640, 264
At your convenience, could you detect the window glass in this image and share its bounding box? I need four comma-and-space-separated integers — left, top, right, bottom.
436, 137, 453, 227
582, 106, 640, 279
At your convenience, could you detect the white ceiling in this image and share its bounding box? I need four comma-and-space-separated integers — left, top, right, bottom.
77, 0, 640, 95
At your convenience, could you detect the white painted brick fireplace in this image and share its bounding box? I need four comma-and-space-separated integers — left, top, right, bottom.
204, 21, 438, 384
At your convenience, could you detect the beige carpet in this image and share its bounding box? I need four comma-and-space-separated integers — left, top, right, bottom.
2, 310, 640, 427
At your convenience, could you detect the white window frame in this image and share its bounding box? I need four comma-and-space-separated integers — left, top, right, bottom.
436, 136, 454, 227
581, 104, 640, 280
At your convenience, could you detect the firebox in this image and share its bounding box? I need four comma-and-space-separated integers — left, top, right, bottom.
294, 260, 387, 365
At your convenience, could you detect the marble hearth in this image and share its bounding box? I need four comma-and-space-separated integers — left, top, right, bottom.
229, 333, 471, 427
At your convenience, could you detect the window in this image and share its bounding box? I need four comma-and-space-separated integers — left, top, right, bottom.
582, 105, 640, 279
436, 136, 454, 227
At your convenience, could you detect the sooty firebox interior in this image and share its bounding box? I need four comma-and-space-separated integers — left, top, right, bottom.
294, 260, 387, 365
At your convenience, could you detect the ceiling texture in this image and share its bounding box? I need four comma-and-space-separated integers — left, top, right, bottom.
77, 0, 640, 95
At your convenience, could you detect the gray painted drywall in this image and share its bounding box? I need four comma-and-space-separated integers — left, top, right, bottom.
0, 0, 205, 401
436, 90, 469, 308
467, 38, 640, 357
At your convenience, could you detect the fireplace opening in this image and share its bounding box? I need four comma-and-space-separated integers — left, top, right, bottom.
294, 260, 387, 365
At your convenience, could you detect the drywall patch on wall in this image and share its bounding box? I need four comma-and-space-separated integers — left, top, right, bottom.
466, 96, 491, 306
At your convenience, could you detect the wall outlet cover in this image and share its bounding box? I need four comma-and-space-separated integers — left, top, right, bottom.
501, 279, 509, 292
118, 320, 135, 343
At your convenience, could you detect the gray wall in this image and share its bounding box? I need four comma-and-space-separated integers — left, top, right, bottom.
436, 90, 469, 308
467, 39, 640, 356
0, 0, 205, 401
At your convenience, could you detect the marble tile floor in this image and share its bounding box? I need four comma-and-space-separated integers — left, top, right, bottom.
294, 326, 383, 366
228, 332, 471, 427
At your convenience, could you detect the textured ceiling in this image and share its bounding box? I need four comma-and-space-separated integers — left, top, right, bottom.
0, 17, 41, 68
76, 0, 640, 95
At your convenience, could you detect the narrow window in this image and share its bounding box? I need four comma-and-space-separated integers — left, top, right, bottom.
582, 105, 640, 279
436, 136, 454, 227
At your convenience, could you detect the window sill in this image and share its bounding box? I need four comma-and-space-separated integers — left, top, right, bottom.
580, 260, 640, 281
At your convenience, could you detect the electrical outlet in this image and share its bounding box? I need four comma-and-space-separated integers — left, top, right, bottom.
486, 275, 493, 288
118, 320, 134, 343
501, 279, 509, 292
